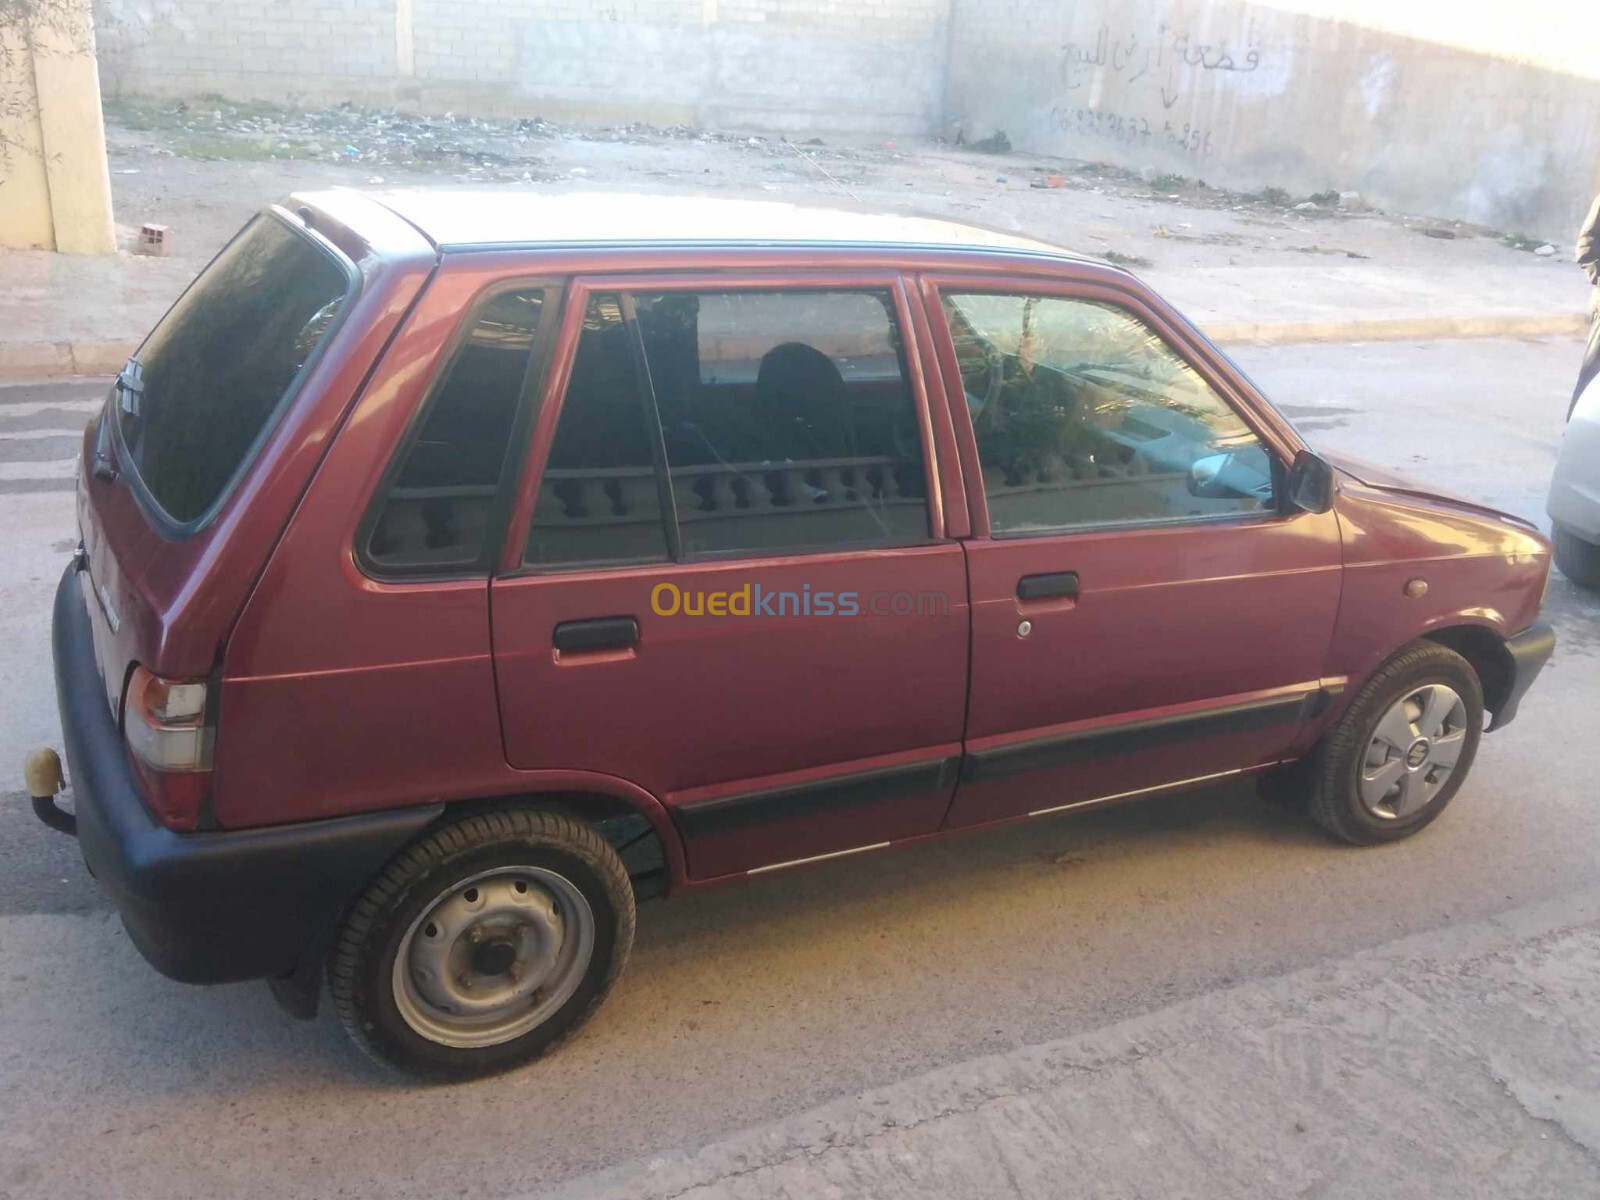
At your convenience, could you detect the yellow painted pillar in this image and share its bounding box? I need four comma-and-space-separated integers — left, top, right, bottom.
31, 1, 115, 254
0, 23, 56, 250
0, 0, 114, 253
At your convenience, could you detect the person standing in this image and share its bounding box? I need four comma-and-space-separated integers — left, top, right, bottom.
1575, 192, 1600, 417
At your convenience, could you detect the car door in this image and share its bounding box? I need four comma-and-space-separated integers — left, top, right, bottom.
922, 275, 1344, 829
490, 273, 969, 879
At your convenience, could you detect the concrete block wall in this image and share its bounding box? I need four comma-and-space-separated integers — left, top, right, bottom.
93, 0, 951, 134
95, 0, 401, 104
942, 0, 1600, 239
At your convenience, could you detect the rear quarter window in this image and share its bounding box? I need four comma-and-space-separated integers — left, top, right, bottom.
363, 287, 548, 573
114, 212, 355, 527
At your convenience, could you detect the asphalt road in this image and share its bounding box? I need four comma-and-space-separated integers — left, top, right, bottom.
1, 337, 1596, 1199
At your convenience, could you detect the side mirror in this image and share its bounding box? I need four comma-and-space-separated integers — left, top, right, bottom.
1285, 449, 1335, 514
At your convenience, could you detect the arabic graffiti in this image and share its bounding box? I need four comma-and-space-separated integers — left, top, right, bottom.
1048, 107, 1215, 157
1060, 22, 1264, 111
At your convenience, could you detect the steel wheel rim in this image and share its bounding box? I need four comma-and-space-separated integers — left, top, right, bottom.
392, 866, 595, 1049
1359, 683, 1468, 821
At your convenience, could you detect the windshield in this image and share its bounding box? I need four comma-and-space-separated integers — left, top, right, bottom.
114, 213, 353, 526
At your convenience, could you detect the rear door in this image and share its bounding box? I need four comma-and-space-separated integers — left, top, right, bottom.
490, 273, 969, 879
924, 275, 1344, 829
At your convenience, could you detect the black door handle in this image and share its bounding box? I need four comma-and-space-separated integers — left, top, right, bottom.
553, 616, 639, 653
1016, 571, 1079, 600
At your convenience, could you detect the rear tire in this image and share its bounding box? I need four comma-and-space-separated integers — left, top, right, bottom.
329, 808, 635, 1081
1304, 642, 1483, 845
1553, 523, 1600, 590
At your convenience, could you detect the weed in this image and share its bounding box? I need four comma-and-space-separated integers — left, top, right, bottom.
174, 135, 322, 161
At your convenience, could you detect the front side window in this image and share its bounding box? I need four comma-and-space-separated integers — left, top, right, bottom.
365, 287, 545, 572
117, 213, 352, 525
634, 289, 929, 557
942, 292, 1276, 536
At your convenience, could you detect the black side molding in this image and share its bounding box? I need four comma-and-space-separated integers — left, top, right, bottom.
674, 756, 960, 839
964, 689, 1325, 785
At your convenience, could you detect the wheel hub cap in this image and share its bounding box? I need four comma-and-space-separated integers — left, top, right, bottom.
392, 867, 596, 1049
1359, 684, 1468, 821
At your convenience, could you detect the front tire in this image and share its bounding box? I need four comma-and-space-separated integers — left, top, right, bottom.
1304, 642, 1483, 845
329, 808, 635, 1080
1553, 523, 1600, 590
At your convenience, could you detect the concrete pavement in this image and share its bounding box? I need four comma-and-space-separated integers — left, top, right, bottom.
540, 887, 1600, 1200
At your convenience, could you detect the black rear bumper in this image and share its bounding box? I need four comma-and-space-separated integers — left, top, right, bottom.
50, 564, 440, 984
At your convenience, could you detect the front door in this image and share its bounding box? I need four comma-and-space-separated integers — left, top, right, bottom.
491, 276, 969, 878
928, 281, 1343, 828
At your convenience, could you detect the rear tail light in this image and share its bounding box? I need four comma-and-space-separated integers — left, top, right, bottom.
124, 665, 214, 830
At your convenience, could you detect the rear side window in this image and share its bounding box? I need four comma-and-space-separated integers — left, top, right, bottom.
115, 214, 352, 525
524, 294, 670, 568
633, 289, 928, 557
365, 288, 547, 572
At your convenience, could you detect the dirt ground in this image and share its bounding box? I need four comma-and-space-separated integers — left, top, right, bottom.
101, 96, 1574, 286
1, 95, 1573, 365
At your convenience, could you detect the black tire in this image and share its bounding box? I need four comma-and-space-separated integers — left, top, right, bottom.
1303, 641, 1484, 845
329, 808, 635, 1081
1553, 523, 1600, 590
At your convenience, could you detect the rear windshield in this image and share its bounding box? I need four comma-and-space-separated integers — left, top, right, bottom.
114, 213, 354, 525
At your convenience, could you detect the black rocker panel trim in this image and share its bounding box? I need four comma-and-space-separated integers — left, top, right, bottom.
673, 756, 961, 839
963, 689, 1325, 785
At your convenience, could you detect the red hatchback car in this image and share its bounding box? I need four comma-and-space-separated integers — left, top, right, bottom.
33, 191, 1554, 1078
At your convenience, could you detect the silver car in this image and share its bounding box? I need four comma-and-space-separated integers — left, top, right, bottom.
1549, 374, 1600, 588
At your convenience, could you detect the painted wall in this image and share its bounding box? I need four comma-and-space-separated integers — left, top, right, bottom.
0, 0, 116, 252
93, 0, 950, 135
943, 0, 1600, 238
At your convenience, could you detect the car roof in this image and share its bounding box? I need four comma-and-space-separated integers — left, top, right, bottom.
356, 189, 1086, 261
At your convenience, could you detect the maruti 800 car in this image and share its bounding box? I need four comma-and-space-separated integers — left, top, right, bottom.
29, 192, 1554, 1079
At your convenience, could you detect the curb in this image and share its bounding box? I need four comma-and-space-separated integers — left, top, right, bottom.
0, 314, 1587, 383
1204, 312, 1587, 346
0, 339, 138, 381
